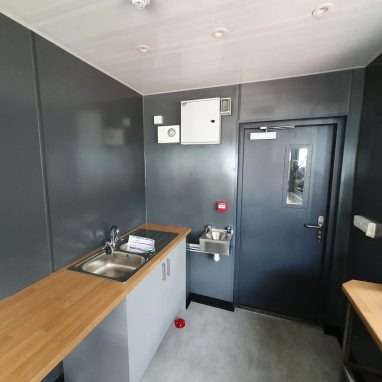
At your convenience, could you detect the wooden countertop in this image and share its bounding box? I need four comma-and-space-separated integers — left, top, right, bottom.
342, 280, 382, 351
0, 224, 190, 382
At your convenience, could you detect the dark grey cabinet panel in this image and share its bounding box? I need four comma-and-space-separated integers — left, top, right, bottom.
0, 14, 51, 299
35, 37, 146, 269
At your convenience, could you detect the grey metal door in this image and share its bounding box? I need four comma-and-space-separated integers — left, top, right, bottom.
238, 123, 335, 321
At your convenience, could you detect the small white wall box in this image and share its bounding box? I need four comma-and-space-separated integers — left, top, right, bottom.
158, 125, 180, 143
153, 115, 163, 125
180, 98, 221, 145
353, 215, 382, 238
220, 98, 232, 115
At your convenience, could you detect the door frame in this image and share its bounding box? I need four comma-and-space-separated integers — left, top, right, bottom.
234, 117, 346, 324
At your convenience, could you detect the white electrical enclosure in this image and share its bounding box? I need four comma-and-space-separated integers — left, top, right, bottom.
180, 98, 221, 145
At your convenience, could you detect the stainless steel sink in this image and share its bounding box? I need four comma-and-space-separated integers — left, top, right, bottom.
199, 227, 232, 256
69, 229, 179, 282
70, 250, 147, 282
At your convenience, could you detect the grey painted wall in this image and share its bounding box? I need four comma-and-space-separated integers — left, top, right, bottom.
347, 55, 382, 282
0, 13, 51, 300
1, 13, 146, 380
35, 36, 146, 269
239, 70, 352, 121
144, 86, 239, 301
346, 54, 382, 371
143, 70, 365, 323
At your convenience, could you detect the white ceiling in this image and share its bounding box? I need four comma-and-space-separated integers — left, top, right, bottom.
1, 0, 382, 95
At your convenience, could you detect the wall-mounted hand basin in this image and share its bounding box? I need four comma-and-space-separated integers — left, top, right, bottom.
204, 230, 229, 241
70, 250, 147, 282
199, 227, 232, 256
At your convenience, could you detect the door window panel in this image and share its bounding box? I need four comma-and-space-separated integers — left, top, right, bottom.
282, 145, 312, 208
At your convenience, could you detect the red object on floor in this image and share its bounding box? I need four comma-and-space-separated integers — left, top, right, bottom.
174, 318, 186, 329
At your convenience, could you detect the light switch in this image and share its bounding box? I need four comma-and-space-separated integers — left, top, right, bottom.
154, 115, 163, 125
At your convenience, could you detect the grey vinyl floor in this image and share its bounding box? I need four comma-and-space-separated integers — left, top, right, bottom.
142, 302, 340, 382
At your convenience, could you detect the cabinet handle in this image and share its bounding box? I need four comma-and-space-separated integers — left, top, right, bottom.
166, 259, 171, 276
162, 263, 166, 281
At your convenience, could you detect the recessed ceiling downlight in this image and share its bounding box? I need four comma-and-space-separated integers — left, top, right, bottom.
212, 27, 228, 40
312, 2, 333, 18
137, 45, 151, 53
130, 0, 150, 10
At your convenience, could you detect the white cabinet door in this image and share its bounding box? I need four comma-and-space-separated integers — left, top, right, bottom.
125, 259, 168, 382
181, 98, 221, 144
162, 239, 186, 324
126, 239, 186, 382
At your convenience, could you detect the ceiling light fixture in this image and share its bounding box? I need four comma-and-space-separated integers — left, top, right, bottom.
312, 2, 333, 18
137, 45, 151, 54
212, 27, 228, 40
130, 0, 150, 10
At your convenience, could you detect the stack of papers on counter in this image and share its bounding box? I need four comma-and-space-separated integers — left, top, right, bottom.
126, 235, 155, 253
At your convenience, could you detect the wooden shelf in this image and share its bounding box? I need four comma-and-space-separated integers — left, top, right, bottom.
342, 279, 382, 351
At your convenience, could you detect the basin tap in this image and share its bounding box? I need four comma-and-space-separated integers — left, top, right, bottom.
104, 225, 120, 254
205, 225, 212, 233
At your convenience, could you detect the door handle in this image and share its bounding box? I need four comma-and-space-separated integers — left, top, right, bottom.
304, 216, 324, 243
162, 263, 166, 281
304, 224, 322, 229
166, 259, 171, 277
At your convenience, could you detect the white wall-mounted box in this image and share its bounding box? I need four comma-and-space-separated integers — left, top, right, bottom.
158, 125, 180, 143
180, 98, 221, 145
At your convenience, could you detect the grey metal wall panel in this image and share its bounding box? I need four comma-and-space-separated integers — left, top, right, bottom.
324, 69, 365, 327
240, 71, 352, 121
348, 57, 382, 282
144, 86, 239, 302
345, 53, 382, 374
0, 14, 51, 299
35, 36, 146, 270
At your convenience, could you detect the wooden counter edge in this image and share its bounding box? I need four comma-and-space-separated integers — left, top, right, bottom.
342, 279, 382, 352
